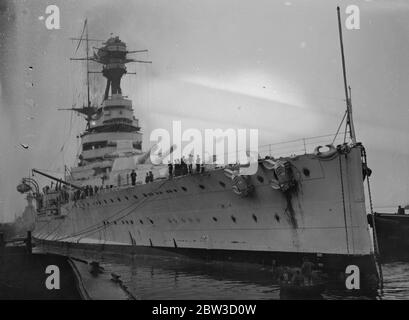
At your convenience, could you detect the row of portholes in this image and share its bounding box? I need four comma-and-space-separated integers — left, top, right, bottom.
212, 214, 280, 224
73, 181, 228, 209
168, 217, 201, 224
103, 213, 281, 227
103, 218, 154, 226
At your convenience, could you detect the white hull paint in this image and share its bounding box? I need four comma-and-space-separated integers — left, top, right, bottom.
34, 146, 373, 259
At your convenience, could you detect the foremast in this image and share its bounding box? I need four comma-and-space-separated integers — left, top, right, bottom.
66, 22, 152, 184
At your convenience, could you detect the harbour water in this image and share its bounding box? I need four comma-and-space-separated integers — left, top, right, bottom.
36, 246, 409, 300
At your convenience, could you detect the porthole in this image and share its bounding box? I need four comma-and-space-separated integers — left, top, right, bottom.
173, 189, 178, 192
219, 181, 226, 188
252, 214, 258, 222
110, 199, 114, 203
125, 196, 129, 200
104, 200, 107, 204
212, 217, 218, 222
231, 215, 237, 223
139, 219, 144, 224
114, 221, 117, 225
199, 185, 205, 189
275, 214, 280, 222
303, 168, 310, 177
181, 186, 187, 191
181, 218, 186, 223
257, 175, 264, 183
143, 193, 147, 197
148, 218, 154, 224
130, 220, 134, 224
133, 195, 138, 199
117, 197, 121, 202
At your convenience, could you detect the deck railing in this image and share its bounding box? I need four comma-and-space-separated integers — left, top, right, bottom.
258, 132, 352, 159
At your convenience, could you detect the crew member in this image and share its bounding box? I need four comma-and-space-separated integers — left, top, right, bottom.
168, 161, 173, 179
398, 205, 405, 215
291, 270, 304, 286
196, 155, 201, 173
131, 170, 137, 186
188, 154, 194, 174
301, 257, 314, 285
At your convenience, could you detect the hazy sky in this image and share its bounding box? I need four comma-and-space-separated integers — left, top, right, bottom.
1, 0, 408, 221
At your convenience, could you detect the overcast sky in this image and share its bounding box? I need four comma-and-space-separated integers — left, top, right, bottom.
1, 0, 408, 222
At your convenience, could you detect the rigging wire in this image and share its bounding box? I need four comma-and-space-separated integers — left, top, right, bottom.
331, 110, 348, 145
53, 179, 170, 241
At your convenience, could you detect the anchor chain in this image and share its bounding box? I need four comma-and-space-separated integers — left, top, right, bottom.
362, 146, 384, 290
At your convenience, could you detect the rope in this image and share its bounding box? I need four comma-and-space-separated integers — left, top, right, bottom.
54, 179, 170, 242
362, 147, 384, 289
332, 110, 348, 145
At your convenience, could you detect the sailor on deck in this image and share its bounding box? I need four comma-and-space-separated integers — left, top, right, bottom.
168, 161, 173, 179
131, 170, 137, 186
188, 154, 194, 174
196, 155, 201, 173
398, 205, 405, 215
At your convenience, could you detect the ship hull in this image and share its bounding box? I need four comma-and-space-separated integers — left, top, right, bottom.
370, 213, 409, 261
33, 145, 379, 289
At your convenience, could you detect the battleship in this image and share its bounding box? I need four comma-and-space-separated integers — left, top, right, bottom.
16, 13, 380, 290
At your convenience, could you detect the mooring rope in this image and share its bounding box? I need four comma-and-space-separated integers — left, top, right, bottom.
362, 146, 384, 290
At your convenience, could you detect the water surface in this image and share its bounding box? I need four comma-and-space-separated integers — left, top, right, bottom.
37, 246, 409, 300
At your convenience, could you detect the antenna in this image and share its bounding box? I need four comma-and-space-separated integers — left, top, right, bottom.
68, 19, 99, 130
85, 19, 90, 109
337, 6, 357, 144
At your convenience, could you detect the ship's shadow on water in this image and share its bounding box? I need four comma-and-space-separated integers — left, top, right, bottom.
35, 246, 406, 300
